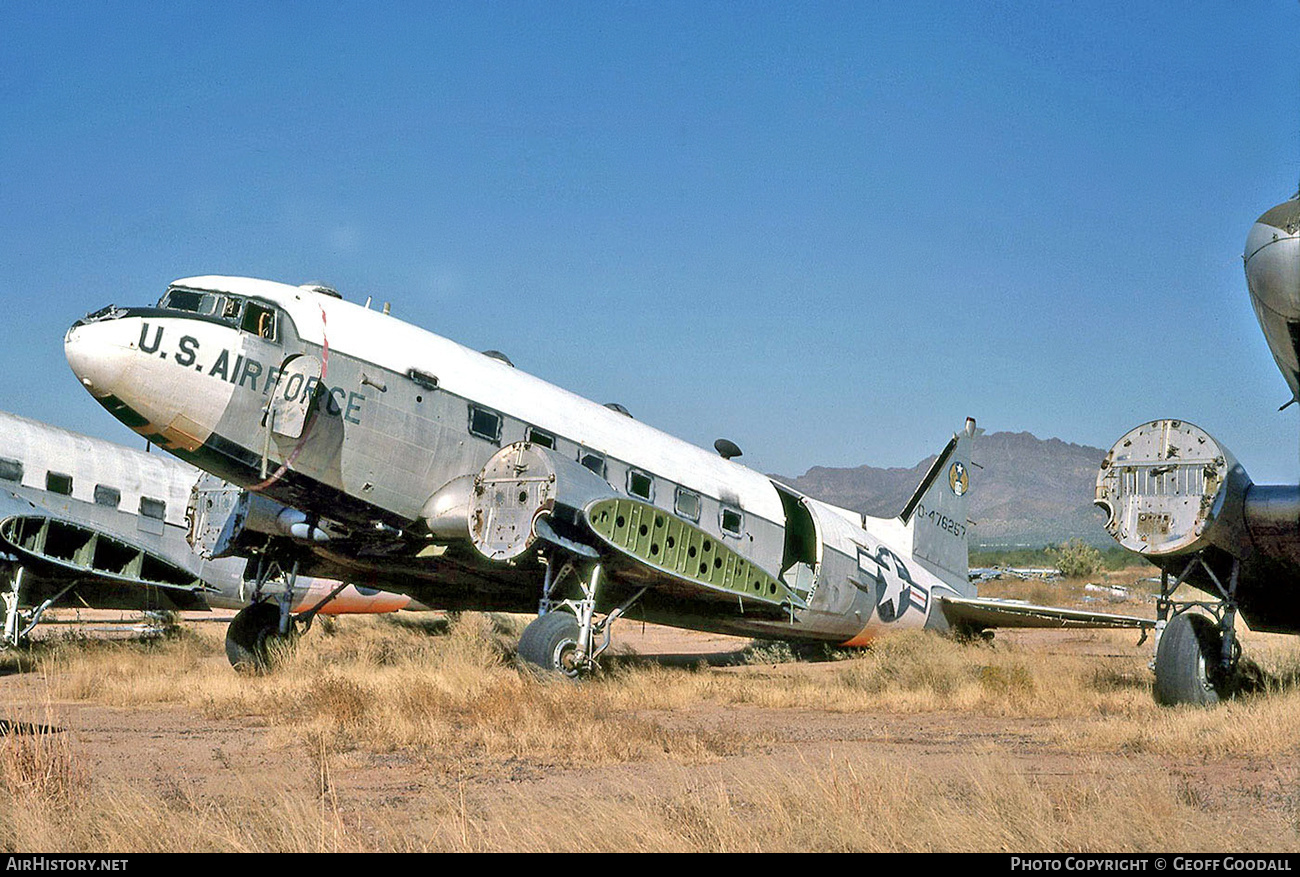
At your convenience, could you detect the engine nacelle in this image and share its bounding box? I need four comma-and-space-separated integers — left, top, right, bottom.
458, 442, 613, 562
187, 472, 331, 559
1095, 420, 1252, 558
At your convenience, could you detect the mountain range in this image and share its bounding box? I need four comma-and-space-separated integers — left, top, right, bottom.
771, 431, 1110, 548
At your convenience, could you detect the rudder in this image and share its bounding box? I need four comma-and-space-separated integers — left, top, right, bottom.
899, 418, 978, 595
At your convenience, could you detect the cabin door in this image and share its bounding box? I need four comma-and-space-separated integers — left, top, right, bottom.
773, 484, 822, 606
266, 354, 323, 440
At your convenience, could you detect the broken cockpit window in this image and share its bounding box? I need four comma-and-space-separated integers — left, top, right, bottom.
160, 288, 221, 316
159, 288, 280, 341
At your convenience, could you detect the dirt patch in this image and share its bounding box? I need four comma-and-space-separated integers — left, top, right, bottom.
3, 614, 1299, 851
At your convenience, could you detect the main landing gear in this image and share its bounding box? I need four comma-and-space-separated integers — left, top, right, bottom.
1151, 554, 1247, 706
516, 559, 645, 678
1, 566, 76, 651
225, 556, 351, 672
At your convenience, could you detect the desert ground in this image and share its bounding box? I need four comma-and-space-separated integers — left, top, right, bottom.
3, 572, 1300, 853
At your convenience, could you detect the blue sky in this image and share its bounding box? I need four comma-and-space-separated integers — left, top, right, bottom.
2, 2, 1299, 481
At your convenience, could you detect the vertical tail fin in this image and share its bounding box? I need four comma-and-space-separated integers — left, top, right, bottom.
900, 418, 979, 594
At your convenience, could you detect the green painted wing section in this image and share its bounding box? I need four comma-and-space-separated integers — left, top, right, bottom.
583, 497, 804, 610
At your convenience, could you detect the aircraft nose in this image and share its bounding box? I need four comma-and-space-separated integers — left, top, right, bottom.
1244, 198, 1300, 320
64, 307, 137, 397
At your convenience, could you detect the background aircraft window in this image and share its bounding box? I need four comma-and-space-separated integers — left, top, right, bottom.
139, 497, 166, 520
674, 487, 700, 521
46, 472, 72, 496
721, 506, 744, 536
240, 302, 277, 340
580, 450, 606, 478
468, 406, 502, 443
627, 469, 654, 501
93, 485, 121, 508
0, 458, 21, 482
526, 426, 555, 449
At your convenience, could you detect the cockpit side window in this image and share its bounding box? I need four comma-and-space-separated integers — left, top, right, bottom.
241, 301, 278, 341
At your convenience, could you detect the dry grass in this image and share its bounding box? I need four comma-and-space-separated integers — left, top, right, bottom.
7, 607, 1300, 851
35, 613, 744, 769
458, 755, 1291, 853
2, 734, 1291, 852
28, 612, 1300, 756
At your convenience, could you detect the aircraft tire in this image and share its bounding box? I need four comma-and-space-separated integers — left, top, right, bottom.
1153, 612, 1226, 707
225, 601, 291, 673
517, 611, 583, 678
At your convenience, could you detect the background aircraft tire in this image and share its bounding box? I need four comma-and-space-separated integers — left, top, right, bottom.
225, 601, 291, 672
517, 611, 582, 677
1153, 612, 1226, 707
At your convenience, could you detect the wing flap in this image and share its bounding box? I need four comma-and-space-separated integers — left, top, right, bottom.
938, 594, 1154, 631
583, 497, 805, 613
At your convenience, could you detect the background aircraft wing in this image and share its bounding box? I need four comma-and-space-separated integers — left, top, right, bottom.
0, 490, 216, 602
937, 594, 1154, 631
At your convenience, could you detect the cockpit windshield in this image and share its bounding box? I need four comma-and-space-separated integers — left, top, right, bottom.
158, 287, 279, 341
159, 288, 221, 316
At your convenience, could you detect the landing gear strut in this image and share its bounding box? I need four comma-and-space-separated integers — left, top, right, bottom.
516, 559, 645, 677
224, 556, 353, 671
2, 567, 76, 650
1152, 554, 1243, 706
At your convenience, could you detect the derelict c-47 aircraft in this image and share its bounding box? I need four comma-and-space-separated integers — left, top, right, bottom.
1095, 195, 1300, 706
63, 276, 1149, 674
0, 409, 414, 657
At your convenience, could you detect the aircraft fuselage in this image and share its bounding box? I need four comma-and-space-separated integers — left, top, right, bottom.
64, 277, 977, 645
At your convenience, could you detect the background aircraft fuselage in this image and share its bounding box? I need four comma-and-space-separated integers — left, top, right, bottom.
0, 408, 413, 637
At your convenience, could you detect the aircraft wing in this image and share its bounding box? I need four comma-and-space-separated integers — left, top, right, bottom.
0, 487, 215, 600
574, 496, 807, 617
937, 595, 1154, 631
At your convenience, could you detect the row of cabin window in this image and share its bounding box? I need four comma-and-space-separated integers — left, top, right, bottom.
0, 457, 166, 520
465, 405, 745, 537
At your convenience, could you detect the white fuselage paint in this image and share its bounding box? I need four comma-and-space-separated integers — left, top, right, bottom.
65, 277, 972, 643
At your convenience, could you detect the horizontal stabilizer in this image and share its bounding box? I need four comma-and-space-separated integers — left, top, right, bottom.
938, 594, 1154, 631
